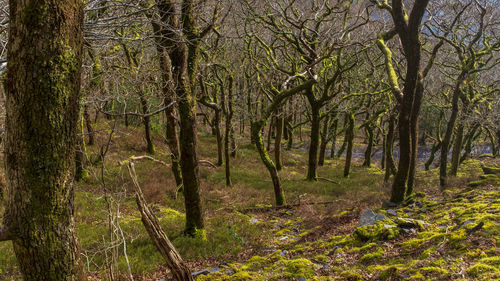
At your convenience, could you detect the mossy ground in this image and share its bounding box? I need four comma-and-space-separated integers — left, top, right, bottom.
0, 120, 498, 280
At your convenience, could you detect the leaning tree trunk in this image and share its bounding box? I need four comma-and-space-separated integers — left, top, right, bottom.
2, 0, 86, 279
251, 122, 285, 206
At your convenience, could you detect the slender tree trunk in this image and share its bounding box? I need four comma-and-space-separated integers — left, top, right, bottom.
344, 114, 355, 177
384, 113, 397, 181
406, 78, 423, 196
3, 0, 86, 279
424, 141, 441, 171
275, 111, 284, 171
440, 71, 467, 188
318, 115, 330, 166
224, 77, 234, 186
330, 119, 338, 159
84, 105, 94, 145
306, 104, 320, 181
391, 104, 411, 203
362, 126, 374, 167
140, 93, 155, 154
266, 118, 274, 152
460, 124, 479, 163
215, 110, 223, 166
337, 114, 349, 158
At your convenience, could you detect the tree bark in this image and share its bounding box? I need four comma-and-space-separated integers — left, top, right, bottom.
362, 126, 374, 167
274, 112, 284, 171
3, 0, 86, 279
318, 115, 330, 166
83, 105, 94, 145
140, 92, 155, 154
306, 103, 320, 181
450, 122, 464, 176
343, 114, 355, 177
330, 119, 338, 159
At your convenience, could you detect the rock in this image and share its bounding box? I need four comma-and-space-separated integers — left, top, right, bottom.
386, 209, 397, 216
224, 269, 235, 276
192, 269, 210, 277
382, 201, 398, 209
394, 217, 428, 231
208, 267, 221, 273
359, 209, 387, 227
278, 236, 290, 241
280, 250, 287, 257
298, 277, 307, 281
250, 218, 259, 224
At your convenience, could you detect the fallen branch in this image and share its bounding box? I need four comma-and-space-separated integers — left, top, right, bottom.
199, 160, 217, 168
317, 177, 339, 184
240, 200, 345, 213
125, 159, 193, 281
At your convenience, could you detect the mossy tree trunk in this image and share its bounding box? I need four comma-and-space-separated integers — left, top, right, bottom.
450, 122, 464, 176
3, 0, 86, 279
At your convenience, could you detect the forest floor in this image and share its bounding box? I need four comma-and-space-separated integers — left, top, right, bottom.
0, 120, 498, 281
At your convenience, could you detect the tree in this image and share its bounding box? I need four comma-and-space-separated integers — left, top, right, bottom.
372, 0, 431, 203
0, 0, 86, 279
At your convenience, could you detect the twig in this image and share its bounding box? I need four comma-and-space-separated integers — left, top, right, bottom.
317, 177, 339, 184
199, 160, 217, 168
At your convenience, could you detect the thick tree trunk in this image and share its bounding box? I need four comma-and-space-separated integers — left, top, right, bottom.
318, 115, 330, 166
3, 0, 86, 279
306, 104, 320, 181
343, 114, 355, 177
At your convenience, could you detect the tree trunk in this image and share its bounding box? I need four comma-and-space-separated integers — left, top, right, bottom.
251, 122, 285, 206
140, 92, 155, 154
391, 104, 411, 203
318, 115, 330, 166
440, 71, 467, 188
3, 0, 86, 279
155, 0, 204, 235
406, 78, 424, 197
343, 114, 355, 177
215, 109, 223, 166
275, 113, 284, 171
84, 105, 94, 145
150, 3, 183, 191
330, 119, 338, 159
362, 126, 374, 167
450, 122, 464, 176
224, 77, 234, 186
460, 124, 479, 163
306, 104, 320, 181
384, 113, 397, 181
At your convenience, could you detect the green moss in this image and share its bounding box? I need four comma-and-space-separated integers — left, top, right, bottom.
359, 247, 384, 263
273, 258, 316, 278
354, 219, 399, 242
467, 263, 500, 276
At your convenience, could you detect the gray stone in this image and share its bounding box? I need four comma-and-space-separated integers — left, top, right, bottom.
280, 250, 287, 257
192, 269, 210, 277
208, 267, 221, 273
298, 277, 307, 281
225, 269, 235, 276
278, 236, 290, 241
359, 209, 387, 227
386, 209, 397, 216
250, 218, 259, 224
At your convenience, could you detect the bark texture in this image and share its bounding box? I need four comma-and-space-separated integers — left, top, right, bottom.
3, 0, 86, 279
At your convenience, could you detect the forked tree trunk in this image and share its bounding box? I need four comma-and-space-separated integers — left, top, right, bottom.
3, 0, 86, 279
